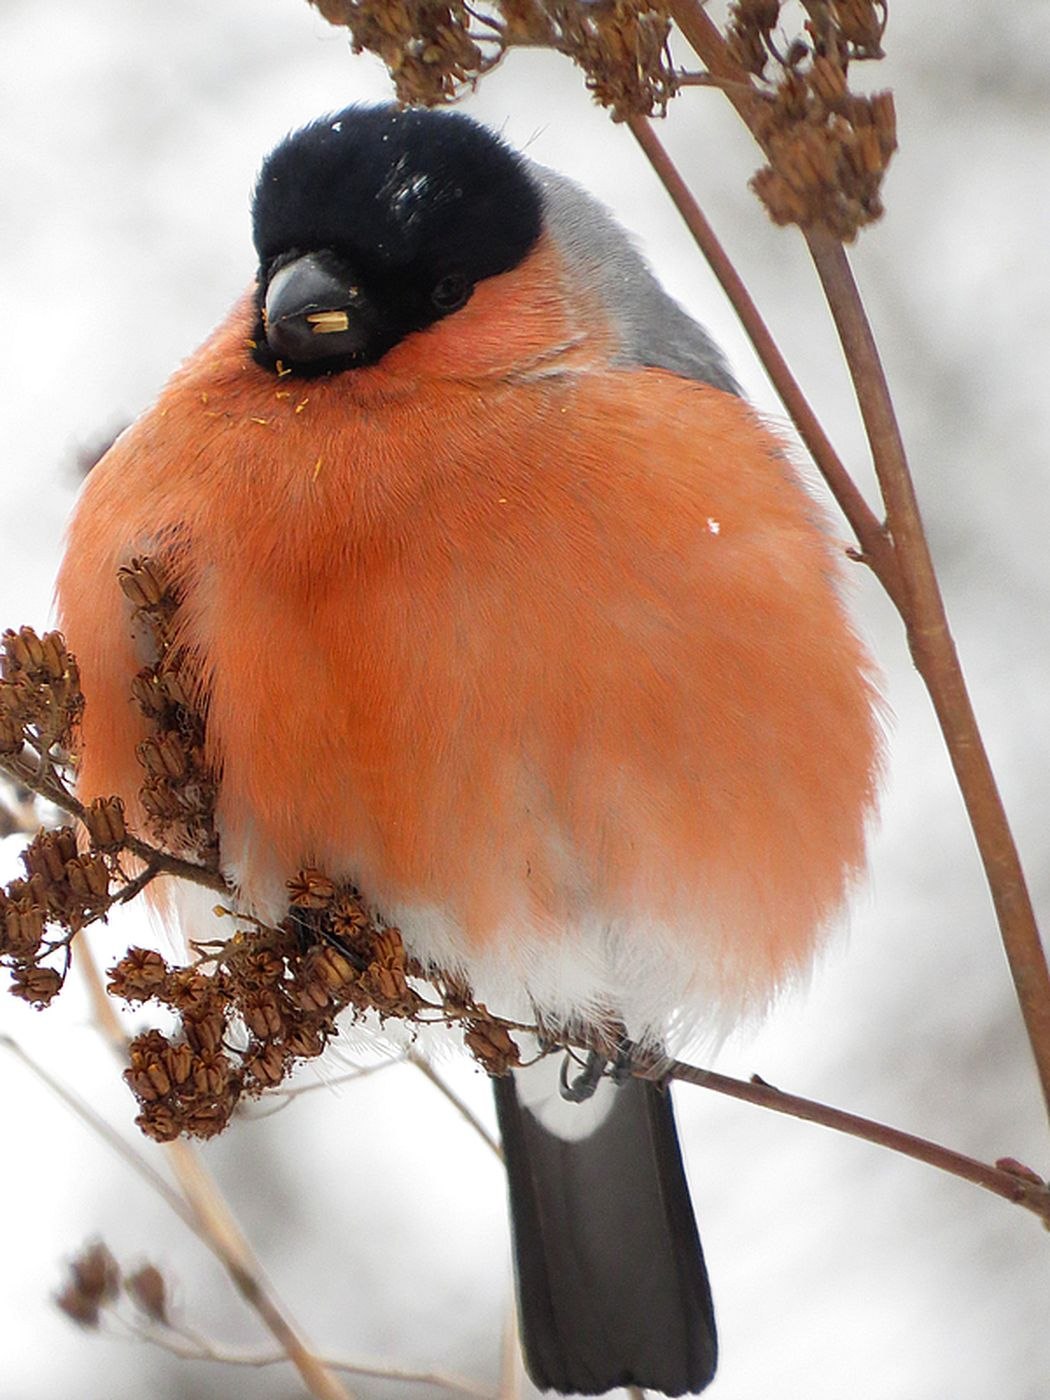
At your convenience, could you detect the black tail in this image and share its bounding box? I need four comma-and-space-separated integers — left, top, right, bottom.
493, 1060, 717, 1396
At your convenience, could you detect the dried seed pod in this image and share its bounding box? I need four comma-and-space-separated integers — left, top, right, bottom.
331, 892, 371, 938
291, 976, 331, 1014
9, 964, 63, 1006
3, 900, 46, 959
2, 626, 45, 675
182, 1010, 226, 1056
241, 989, 286, 1039
183, 1099, 238, 1140
287, 867, 337, 908
130, 668, 167, 718
109, 948, 171, 1001
187, 1050, 222, 1097
55, 1282, 102, 1329
311, 945, 359, 992
125, 1264, 169, 1325
165, 1041, 195, 1088
83, 795, 127, 850
809, 52, 848, 106
0, 710, 21, 754
244, 1042, 289, 1089
284, 1022, 328, 1059
118, 557, 169, 610
135, 1103, 184, 1144
464, 1018, 521, 1075
70, 1242, 120, 1303
831, 0, 886, 55
65, 853, 111, 902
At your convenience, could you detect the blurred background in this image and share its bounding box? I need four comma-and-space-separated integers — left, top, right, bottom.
1, 1, 1049, 1396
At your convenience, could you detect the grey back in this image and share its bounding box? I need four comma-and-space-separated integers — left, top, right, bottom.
531, 164, 739, 396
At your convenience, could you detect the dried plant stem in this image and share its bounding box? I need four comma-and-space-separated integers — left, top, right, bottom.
668, 1, 763, 127
0, 747, 229, 897
639, 1054, 1050, 1220
133, 1327, 493, 1398
659, 0, 1050, 1122
160, 1142, 357, 1400
408, 1051, 503, 1159
625, 114, 903, 603
72, 939, 355, 1400
0, 1033, 198, 1231
499, 1301, 521, 1400
805, 231, 1050, 1108
75, 908, 1050, 1228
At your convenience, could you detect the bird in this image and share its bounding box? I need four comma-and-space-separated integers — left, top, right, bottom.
57, 104, 881, 1396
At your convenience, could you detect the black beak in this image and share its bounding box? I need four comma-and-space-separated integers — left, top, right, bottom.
262, 251, 372, 364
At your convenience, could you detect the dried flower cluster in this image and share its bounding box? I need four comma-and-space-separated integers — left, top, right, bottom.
118, 556, 218, 869
0, 817, 119, 1006
56, 1241, 168, 1330
307, 1, 895, 236
0, 625, 82, 766
728, 0, 896, 240
0, 627, 125, 1006
310, 0, 677, 118
111, 874, 519, 1142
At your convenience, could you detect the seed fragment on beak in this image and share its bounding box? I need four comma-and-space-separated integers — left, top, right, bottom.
306, 310, 351, 334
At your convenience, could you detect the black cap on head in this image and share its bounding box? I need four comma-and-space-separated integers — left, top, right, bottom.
250, 105, 544, 375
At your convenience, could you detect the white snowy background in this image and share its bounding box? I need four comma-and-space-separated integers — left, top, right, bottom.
1, 2, 1049, 1398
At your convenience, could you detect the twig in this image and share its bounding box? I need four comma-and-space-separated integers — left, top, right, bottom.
74, 918, 1050, 1228
498, 1300, 520, 1400
805, 229, 1050, 1117
667, 1, 765, 127
625, 114, 903, 605
0, 748, 229, 897
660, 0, 1050, 1122
157, 1143, 359, 1400
633, 1053, 1050, 1220
241, 1057, 404, 1117
130, 1326, 494, 1398
0, 1033, 197, 1233
409, 1051, 504, 1160
71, 937, 355, 1400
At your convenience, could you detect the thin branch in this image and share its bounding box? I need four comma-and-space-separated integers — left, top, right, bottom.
131, 1326, 495, 1398
70, 937, 356, 1400
161, 1140, 358, 1400
409, 1051, 504, 1160
667, 0, 765, 126
633, 1052, 1050, 1220
805, 229, 1050, 1118
498, 1300, 521, 1400
663, 0, 1050, 1122
0, 747, 229, 897
0, 1033, 197, 1232
625, 114, 904, 605
672, 70, 769, 97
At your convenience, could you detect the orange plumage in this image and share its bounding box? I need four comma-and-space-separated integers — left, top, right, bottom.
58, 229, 879, 1038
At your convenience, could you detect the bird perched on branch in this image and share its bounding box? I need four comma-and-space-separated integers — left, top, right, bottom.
58, 104, 881, 1395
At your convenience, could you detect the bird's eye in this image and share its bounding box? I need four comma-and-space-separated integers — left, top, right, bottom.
431, 272, 471, 313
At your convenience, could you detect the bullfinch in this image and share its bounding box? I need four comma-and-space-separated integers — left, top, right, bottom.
57, 105, 881, 1395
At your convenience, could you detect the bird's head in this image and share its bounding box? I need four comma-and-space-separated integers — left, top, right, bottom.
251, 105, 543, 377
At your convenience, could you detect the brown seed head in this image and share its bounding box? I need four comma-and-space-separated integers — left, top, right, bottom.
125, 1264, 169, 1325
